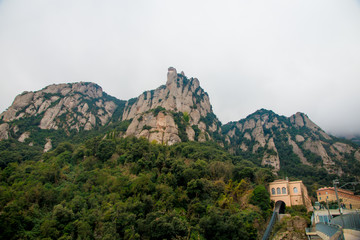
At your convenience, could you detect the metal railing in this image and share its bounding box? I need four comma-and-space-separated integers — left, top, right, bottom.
262, 211, 278, 240
315, 223, 340, 238
331, 212, 360, 230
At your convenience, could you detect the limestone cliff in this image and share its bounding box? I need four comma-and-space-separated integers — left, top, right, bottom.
122, 67, 220, 145
222, 109, 358, 175
0, 68, 359, 178
0, 68, 220, 148
0, 82, 125, 151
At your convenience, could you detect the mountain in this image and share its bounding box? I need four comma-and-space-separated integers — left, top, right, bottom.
0, 82, 126, 150
0, 67, 359, 180
222, 109, 360, 176
2, 68, 358, 240
122, 67, 220, 145
0, 67, 220, 150
338, 134, 360, 146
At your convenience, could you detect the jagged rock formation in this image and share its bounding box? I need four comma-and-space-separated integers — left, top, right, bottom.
0, 68, 359, 178
44, 138, 52, 153
125, 111, 181, 145
222, 109, 359, 175
0, 123, 9, 140
0, 82, 126, 151
122, 67, 220, 145
0, 68, 220, 148
0, 82, 122, 131
123, 67, 211, 121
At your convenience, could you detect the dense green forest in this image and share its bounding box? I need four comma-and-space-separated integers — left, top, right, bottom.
0, 136, 275, 240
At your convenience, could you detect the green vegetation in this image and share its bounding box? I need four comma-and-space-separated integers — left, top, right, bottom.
192, 125, 201, 141
152, 106, 166, 117
142, 125, 152, 131
172, 112, 189, 142
0, 136, 274, 240
0, 139, 42, 169
183, 112, 190, 123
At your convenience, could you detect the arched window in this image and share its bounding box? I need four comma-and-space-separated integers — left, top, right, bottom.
277, 187, 281, 194
282, 187, 287, 194
293, 187, 298, 193
271, 188, 276, 195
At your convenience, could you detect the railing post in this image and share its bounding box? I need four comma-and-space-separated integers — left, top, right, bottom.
333, 179, 345, 239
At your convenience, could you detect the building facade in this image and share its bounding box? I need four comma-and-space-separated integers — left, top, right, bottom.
269, 179, 312, 211
316, 187, 360, 209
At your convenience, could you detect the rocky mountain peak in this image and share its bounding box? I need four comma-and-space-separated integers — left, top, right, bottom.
0, 82, 104, 123
0, 82, 124, 150
166, 67, 177, 86
1, 69, 359, 179
290, 112, 317, 129
122, 67, 212, 122
123, 67, 219, 145
223, 109, 360, 176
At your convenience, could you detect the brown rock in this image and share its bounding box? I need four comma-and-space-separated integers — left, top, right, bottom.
44, 138, 52, 152
0, 123, 10, 140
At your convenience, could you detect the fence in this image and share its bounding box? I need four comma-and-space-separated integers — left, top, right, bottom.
331, 212, 360, 230
316, 223, 341, 238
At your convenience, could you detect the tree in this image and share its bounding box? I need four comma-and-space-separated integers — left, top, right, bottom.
96, 139, 116, 161
250, 185, 271, 214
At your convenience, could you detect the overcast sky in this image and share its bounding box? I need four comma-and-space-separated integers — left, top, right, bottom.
0, 0, 359, 136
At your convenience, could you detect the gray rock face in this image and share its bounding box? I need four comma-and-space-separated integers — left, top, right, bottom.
0, 68, 218, 148
44, 138, 52, 152
122, 67, 218, 144
0, 82, 118, 133
224, 110, 281, 171
18, 132, 30, 143
123, 68, 211, 124
125, 111, 181, 145
1, 69, 359, 179
0, 123, 9, 140
288, 134, 311, 166
223, 109, 357, 176
262, 138, 280, 171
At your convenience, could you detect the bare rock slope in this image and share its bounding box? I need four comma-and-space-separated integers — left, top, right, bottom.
222, 109, 360, 175
0, 82, 125, 151
0, 67, 220, 148
0, 68, 359, 177
123, 67, 220, 145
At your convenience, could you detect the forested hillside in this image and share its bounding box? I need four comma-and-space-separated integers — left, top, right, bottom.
0, 136, 274, 240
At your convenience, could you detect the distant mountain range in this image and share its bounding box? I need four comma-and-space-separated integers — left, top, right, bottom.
339, 134, 360, 146
1, 67, 359, 179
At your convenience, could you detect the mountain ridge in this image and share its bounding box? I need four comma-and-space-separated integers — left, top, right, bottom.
0, 67, 359, 179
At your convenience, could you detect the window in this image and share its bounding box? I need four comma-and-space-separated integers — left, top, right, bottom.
320, 197, 322, 200
277, 187, 281, 194
271, 188, 276, 195
293, 187, 298, 194
282, 187, 287, 194
319, 192, 321, 195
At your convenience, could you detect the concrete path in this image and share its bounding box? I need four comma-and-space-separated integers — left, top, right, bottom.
343, 229, 360, 240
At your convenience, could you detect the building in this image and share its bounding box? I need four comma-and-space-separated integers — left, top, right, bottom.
316, 187, 360, 209
269, 179, 312, 211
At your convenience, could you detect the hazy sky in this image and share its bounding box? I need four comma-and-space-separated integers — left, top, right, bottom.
0, 0, 360, 136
